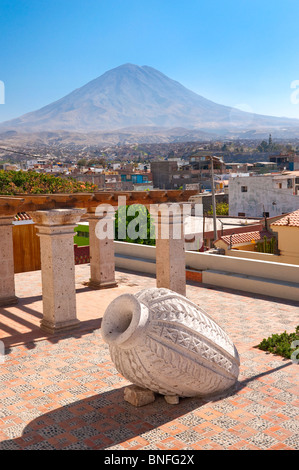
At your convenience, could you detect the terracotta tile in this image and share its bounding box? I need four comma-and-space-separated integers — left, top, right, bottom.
0, 266, 298, 450
156, 436, 186, 450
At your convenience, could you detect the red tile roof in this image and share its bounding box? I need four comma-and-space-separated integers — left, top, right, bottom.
219, 230, 274, 246
271, 209, 299, 227
14, 212, 32, 221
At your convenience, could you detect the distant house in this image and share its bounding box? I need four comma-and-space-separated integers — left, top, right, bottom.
214, 230, 274, 254
270, 209, 299, 265
212, 209, 299, 265
151, 157, 225, 190
229, 171, 299, 218
118, 170, 153, 191
71, 172, 106, 188
269, 153, 299, 172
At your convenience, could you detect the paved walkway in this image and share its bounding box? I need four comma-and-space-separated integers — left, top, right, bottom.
0, 265, 298, 450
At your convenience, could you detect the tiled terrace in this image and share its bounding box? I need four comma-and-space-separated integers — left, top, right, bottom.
0, 265, 298, 450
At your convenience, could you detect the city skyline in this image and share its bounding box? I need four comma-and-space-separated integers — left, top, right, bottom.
1, 0, 299, 124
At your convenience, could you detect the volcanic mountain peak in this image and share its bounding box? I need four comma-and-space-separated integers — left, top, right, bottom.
1, 63, 299, 137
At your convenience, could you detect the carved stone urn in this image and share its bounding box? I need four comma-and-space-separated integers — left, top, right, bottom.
101, 288, 240, 398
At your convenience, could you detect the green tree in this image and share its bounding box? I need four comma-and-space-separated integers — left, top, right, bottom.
208, 202, 229, 216
77, 158, 87, 167
0, 170, 97, 195
257, 140, 269, 153
115, 205, 155, 245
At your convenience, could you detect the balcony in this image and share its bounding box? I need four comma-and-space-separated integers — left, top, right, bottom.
0, 191, 298, 450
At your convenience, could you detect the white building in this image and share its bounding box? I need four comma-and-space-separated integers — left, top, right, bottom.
229, 171, 299, 218
26, 159, 38, 169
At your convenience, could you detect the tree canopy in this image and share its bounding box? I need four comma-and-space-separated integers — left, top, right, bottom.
0, 170, 97, 195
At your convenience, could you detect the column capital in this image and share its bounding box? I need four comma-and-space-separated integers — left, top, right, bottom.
30, 208, 86, 226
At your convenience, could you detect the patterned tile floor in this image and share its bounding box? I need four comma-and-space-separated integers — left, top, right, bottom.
0, 265, 298, 450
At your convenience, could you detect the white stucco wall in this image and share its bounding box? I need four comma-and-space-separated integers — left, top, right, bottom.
229, 175, 299, 217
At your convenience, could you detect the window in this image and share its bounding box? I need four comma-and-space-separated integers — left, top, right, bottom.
238, 212, 246, 217
263, 212, 270, 218
241, 186, 248, 192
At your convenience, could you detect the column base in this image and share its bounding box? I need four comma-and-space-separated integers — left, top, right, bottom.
156, 279, 186, 297
40, 318, 80, 335
88, 280, 118, 290
0, 296, 18, 307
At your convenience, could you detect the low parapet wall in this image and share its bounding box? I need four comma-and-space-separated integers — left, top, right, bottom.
113, 241, 299, 283
72, 241, 299, 300
186, 251, 299, 284
114, 241, 156, 275
113, 242, 299, 301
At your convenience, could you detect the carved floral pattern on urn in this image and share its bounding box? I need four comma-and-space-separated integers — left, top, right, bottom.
102, 288, 240, 398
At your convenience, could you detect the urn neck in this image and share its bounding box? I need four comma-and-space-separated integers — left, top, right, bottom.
101, 294, 149, 349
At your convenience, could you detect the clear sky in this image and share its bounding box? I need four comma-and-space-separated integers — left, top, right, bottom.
1, 0, 299, 123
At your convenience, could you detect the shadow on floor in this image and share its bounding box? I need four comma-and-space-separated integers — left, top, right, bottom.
3, 318, 103, 351
0, 286, 102, 350
0, 362, 293, 450
0, 387, 217, 450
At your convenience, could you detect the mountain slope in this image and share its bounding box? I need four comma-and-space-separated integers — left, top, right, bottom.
1, 63, 299, 134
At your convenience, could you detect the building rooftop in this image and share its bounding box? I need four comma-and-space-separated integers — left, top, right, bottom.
13, 212, 32, 221
218, 230, 273, 246
271, 209, 299, 227
0, 265, 298, 450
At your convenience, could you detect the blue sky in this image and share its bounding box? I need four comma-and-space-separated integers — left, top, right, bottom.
1, 0, 299, 123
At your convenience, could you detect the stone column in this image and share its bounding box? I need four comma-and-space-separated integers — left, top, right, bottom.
0, 216, 18, 306
87, 207, 117, 289
31, 208, 85, 334
155, 207, 186, 296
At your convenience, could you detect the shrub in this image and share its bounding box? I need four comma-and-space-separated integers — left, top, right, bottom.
256, 326, 299, 360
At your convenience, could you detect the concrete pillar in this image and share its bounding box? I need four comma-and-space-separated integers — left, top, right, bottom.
87, 207, 117, 289
0, 216, 18, 306
155, 208, 186, 296
31, 208, 85, 334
